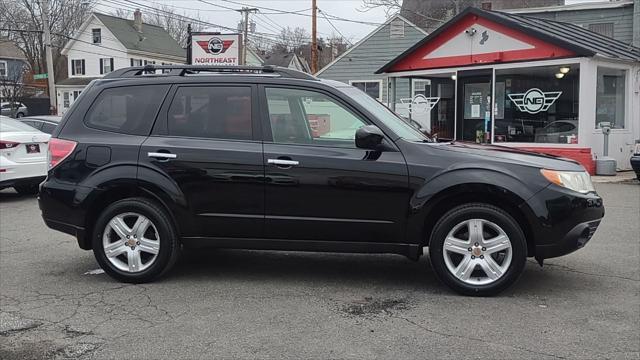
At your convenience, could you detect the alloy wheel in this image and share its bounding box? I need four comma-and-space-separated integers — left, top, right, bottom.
102, 212, 160, 273
442, 219, 512, 285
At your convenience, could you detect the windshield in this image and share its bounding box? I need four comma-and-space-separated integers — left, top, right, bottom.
338, 86, 429, 142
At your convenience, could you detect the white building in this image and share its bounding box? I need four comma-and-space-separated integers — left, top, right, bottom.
56, 10, 185, 115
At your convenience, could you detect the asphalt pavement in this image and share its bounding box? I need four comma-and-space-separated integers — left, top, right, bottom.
1, 182, 638, 359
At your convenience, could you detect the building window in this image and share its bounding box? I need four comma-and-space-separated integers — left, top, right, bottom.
588, 23, 614, 38
144, 60, 156, 65
100, 58, 113, 74
73, 90, 81, 100
71, 59, 85, 75
0, 60, 6, 77
494, 64, 580, 144
350, 80, 382, 101
390, 19, 405, 39
596, 67, 626, 129
481, 2, 492, 10
63, 92, 70, 108
130, 58, 143, 66
92, 28, 101, 44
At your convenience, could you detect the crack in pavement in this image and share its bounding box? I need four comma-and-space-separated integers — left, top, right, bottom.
395, 315, 568, 359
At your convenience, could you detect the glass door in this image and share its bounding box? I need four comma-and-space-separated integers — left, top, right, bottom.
456, 69, 493, 143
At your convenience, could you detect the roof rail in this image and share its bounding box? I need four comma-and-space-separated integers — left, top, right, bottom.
103, 64, 317, 81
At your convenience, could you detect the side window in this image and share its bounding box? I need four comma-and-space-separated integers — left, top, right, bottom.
265, 87, 367, 147
167, 86, 252, 140
85, 85, 169, 135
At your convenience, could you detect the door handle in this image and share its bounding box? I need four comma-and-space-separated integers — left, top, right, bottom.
267, 159, 299, 167
148, 152, 177, 159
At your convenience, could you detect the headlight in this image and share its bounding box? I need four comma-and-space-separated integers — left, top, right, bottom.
540, 169, 595, 194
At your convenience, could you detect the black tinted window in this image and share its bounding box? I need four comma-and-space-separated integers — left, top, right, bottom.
41, 122, 57, 134
168, 86, 252, 140
85, 85, 169, 135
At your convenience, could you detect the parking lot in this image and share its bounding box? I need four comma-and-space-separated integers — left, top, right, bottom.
0, 182, 638, 359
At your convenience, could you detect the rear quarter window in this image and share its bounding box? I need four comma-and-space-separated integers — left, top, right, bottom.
84, 85, 169, 135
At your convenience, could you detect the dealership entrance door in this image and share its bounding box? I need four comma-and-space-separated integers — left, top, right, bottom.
456, 69, 492, 142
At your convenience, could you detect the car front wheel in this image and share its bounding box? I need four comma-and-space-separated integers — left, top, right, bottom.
92, 198, 179, 283
428, 203, 527, 296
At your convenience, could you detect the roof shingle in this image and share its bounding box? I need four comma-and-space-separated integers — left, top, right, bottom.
94, 13, 185, 59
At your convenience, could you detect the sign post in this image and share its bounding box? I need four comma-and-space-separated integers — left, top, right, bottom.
190, 33, 242, 66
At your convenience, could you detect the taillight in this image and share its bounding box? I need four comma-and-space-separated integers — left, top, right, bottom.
48, 138, 77, 169
0, 140, 20, 150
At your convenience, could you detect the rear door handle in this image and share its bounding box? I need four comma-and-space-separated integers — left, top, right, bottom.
148, 152, 177, 159
267, 159, 299, 167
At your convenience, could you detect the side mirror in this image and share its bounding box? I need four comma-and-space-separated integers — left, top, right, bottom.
356, 125, 389, 151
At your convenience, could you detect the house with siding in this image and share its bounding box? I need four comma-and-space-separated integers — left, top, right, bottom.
0, 38, 30, 103
505, 0, 638, 47
56, 10, 185, 115
315, 14, 428, 105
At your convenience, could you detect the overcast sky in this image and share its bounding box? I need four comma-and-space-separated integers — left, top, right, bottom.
95, 0, 610, 43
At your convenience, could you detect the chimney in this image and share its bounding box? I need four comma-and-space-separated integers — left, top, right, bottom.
133, 9, 142, 33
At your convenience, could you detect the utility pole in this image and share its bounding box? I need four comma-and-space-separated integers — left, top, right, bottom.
237, 7, 258, 65
311, 0, 317, 73
40, 0, 56, 113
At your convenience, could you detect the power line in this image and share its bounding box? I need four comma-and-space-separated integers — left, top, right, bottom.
318, 8, 353, 46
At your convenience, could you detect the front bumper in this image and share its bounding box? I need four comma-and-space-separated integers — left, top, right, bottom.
522, 185, 604, 259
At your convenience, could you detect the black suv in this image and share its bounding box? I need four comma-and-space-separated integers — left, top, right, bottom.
39, 65, 604, 295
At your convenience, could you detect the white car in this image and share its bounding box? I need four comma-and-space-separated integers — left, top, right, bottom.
0, 116, 50, 194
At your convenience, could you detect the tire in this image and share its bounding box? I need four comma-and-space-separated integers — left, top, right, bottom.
92, 198, 179, 283
14, 183, 39, 195
428, 203, 527, 296
16, 112, 24, 118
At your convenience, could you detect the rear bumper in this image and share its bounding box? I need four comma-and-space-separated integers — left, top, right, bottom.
0, 175, 46, 189
522, 185, 604, 259
38, 178, 94, 250
42, 217, 89, 249
0, 157, 47, 188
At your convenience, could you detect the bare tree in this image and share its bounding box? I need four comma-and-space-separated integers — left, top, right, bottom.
274, 27, 310, 53
0, 0, 94, 81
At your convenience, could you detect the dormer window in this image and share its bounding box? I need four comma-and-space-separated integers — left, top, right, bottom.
92, 28, 101, 44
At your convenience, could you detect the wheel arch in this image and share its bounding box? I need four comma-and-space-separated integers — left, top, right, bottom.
82, 181, 184, 250
408, 169, 540, 257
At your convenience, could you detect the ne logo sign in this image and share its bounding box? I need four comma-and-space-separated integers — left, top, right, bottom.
508, 88, 562, 114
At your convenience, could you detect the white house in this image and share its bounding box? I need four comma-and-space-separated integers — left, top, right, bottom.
56, 10, 185, 115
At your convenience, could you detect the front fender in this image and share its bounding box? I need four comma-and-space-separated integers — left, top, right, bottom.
405, 166, 547, 245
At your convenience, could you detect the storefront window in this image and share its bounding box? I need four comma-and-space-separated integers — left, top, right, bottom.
596, 67, 626, 129
494, 64, 579, 144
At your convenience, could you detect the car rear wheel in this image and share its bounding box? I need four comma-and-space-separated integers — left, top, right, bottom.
428, 203, 527, 296
92, 198, 179, 283
16, 112, 24, 118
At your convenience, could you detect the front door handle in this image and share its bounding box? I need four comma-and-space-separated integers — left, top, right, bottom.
267, 158, 299, 167
148, 152, 177, 160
